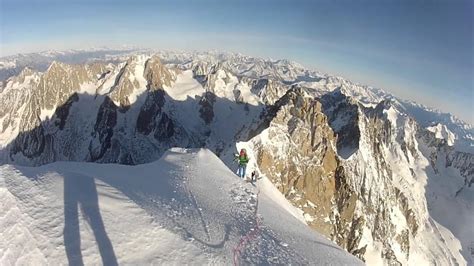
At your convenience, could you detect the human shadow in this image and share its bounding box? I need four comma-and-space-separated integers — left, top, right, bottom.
63, 172, 118, 266
7, 163, 119, 265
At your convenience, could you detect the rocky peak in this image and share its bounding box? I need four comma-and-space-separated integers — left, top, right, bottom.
418, 124, 473, 188
44, 60, 68, 79
251, 88, 450, 263
108, 55, 150, 108
245, 78, 288, 105
47, 60, 60, 69
250, 87, 340, 237
2, 67, 39, 92
18, 67, 34, 78
319, 89, 361, 159
192, 61, 222, 77
144, 55, 175, 90
426, 123, 456, 146
36, 61, 103, 110
192, 62, 233, 91
106, 55, 177, 109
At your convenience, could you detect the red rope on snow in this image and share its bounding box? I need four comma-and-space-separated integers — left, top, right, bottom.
233, 189, 262, 266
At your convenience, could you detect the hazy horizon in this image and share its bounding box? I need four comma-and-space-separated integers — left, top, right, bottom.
1, 0, 473, 123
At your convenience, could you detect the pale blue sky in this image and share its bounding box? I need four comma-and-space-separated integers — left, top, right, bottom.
1, 0, 473, 123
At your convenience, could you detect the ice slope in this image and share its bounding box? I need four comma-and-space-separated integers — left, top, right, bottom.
0, 148, 362, 265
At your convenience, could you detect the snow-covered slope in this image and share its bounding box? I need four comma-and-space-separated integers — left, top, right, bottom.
0, 148, 361, 265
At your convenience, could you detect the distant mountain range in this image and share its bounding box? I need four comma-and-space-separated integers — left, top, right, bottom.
0, 49, 472, 265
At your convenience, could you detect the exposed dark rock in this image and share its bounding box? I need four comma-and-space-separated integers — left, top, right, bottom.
136, 90, 166, 135
199, 91, 216, 125
55, 92, 79, 130
89, 97, 118, 161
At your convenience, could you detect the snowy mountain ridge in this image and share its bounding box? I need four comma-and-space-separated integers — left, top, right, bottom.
0, 50, 472, 265
1, 48, 472, 137
1, 148, 362, 265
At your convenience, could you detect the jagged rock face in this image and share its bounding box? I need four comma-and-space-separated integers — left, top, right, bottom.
332, 166, 363, 258
0, 62, 109, 164
418, 127, 474, 188
9, 93, 81, 165
0, 69, 38, 142
447, 151, 474, 186
192, 62, 223, 90
247, 89, 367, 260
198, 91, 216, 125
320, 90, 360, 158
36, 62, 106, 112
144, 55, 175, 90
322, 95, 425, 263
192, 62, 275, 107
88, 96, 118, 162
245, 78, 289, 105
105, 55, 176, 109
249, 88, 339, 237
136, 90, 185, 144
136, 90, 166, 135
1, 56, 264, 165
108, 56, 147, 108
192, 62, 242, 104
1, 56, 188, 165
247, 88, 471, 264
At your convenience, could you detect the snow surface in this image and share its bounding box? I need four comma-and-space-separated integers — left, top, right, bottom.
165, 70, 205, 101
0, 148, 361, 265
163, 70, 207, 135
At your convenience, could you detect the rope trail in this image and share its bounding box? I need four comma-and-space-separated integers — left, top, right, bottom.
232, 187, 262, 266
